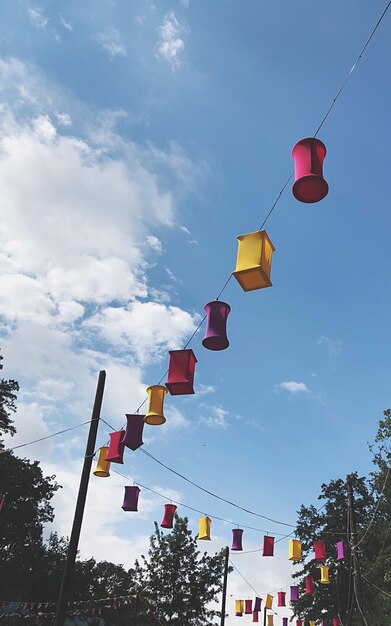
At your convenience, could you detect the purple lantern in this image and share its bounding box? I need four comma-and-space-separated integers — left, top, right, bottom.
122, 486, 140, 511
202, 301, 231, 351
231, 528, 243, 551
336, 540, 347, 560
321, 620, 328, 626
290, 586, 299, 603
254, 597, 262, 612
122, 414, 145, 451
292, 138, 328, 203
282, 619, 288, 626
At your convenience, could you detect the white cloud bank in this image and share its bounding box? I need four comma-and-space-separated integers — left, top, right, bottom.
275, 381, 310, 395
156, 12, 186, 68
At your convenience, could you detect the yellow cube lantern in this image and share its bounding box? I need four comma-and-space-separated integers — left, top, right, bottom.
235, 599, 244, 615
232, 230, 275, 292
198, 516, 211, 540
93, 446, 111, 477
267, 616, 274, 626
320, 565, 330, 584
144, 385, 168, 425
264, 594, 273, 610
289, 539, 302, 561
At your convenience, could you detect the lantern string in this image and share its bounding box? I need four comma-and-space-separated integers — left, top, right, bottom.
0, 420, 92, 453
229, 560, 283, 618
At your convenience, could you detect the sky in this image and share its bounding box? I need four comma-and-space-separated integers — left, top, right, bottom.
0, 0, 391, 623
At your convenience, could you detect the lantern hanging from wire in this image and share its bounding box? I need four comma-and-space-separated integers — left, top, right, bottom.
254, 597, 262, 612
122, 414, 145, 451
231, 528, 243, 551
262, 535, 275, 556
309, 621, 316, 626
198, 516, 211, 540
282, 619, 288, 626
252, 611, 259, 623
320, 565, 330, 584
277, 592, 286, 607
144, 385, 167, 425
333, 618, 340, 626
292, 138, 328, 203
305, 576, 314, 594
160, 503, 177, 529
264, 594, 273, 610
321, 620, 328, 626
336, 540, 347, 560
245, 600, 252, 614
106, 430, 126, 464
289, 539, 302, 561
267, 615, 274, 626
165, 349, 197, 395
233, 230, 275, 292
314, 540, 326, 562
235, 600, 244, 616
290, 586, 299, 603
122, 486, 140, 512
296, 621, 303, 626
93, 447, 111, 477
202, 301, 231, 351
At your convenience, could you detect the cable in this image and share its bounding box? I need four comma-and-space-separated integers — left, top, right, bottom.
229, 559, 259, 596
0, 420, 92, 453
353, 466, 390, 549
362, 575, 391, 600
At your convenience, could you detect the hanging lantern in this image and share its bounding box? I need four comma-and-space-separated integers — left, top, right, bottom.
231, 528, 243, 551
254, 597, 262, 612
93, 447, 111, 477
105, 430, 126, 464
314, 540, 326, 562
333, 618, 340, 626
292, 138, 328, 203
277, 592, 286, 607
0, 497, 4, 511
122, 486, 140, 512
160, 503, 177, 529
245, 600, 252, 614
289, 539, 302, 561
282, 619, 288, 626
296, 621, 303, 626
144, 385, 167, 425
267, 616, 274, 626
122, 414, 145, 451
198, 516, 211, 540
305, 576, 314, 594
233, 230, 275, 292
309, 621, 316, 626
235, 600, 244, 616
336, 540, 347, 561
321, 620, 328, 626
252, 611, 259, 623
264, 594, 273, 610
165, 349, 197, 395
202, 301, 231, 351
320, 566, 330, 584
290, 586, 299, 603
262, 535, 275, 556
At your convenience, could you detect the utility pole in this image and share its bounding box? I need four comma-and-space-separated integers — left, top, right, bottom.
54, 370, 106, 626
346, 473, 366, 626
263, 607, 267, 626
220, 546, 229, 626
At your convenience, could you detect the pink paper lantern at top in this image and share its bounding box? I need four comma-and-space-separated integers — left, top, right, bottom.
160, 503, 177, 529
292, 138, 328, 203
122, 414, 144, 451
252, 611, 259, 623
314, 540, 326, 562
106, 430, 125, 464
122, 486, 140, 512
262, 535, 275, 556
165, 349, 197, 396
277, 591, 286, 607
245, 600, 252, 614
231, 528, 243, 551
305, 576, 315, 595
202, 301, 231, 351
336, 540, 347, 561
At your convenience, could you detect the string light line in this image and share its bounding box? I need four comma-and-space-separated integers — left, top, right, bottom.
0, 420, 92, 454
362, 575, 391, 600
352, 466, 390, 549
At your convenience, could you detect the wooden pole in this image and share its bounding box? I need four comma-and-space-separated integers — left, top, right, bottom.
54, 370, 106, 626
263, 607, 267, 626
220, 546, 230, 626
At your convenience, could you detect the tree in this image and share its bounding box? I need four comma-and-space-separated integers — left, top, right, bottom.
0, 349, 19, 439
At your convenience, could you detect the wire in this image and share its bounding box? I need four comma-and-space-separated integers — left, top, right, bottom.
353, 466, 390, 549
229, 559, 260, 596
362, 575, 391, 600
0, 420, 92, 453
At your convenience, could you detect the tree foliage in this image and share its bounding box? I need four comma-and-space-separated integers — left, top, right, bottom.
0, 349, 19, 439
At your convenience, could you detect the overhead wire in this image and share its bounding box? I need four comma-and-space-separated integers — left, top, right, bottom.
0, 420, 92, 454
352, 466, 390, 549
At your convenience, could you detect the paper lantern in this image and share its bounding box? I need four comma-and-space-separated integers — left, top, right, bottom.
165, 349, 197, 395
336, 540, 347, 561
267, 616, 274, 626
202, 301, 231, 351
314, 540, 326, 562
105, 430, 125, 464
122, 414, 144, 451
263, 535, 275, 556
309, 621, 316, 626
264, 594, 273, 610
289, 539, 302, 561
245, 600, 252, 614
122, 486, 140, 512
254, 597, 262, 612
235, 600, 244, 616
305, 576, 314, 594
233, 230, 275, 292
277, 591, 286, 607
144, 385, 167, 425
160, 503, 177, 529
321, 620, 328, 626
93, 447, 111, 477
252, 611, 259, 623
292, 138, 328, 203
333, 618, 340, 626
290, 586, 299, 603
198, 516, 211, 540
320, 566, 330, 584
296, 621, 303, 626
231, 528, 243, 551
282, 619, 288, 626
0, 497, 4, 511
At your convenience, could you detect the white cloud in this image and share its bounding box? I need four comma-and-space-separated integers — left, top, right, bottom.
156, 12, 186, 68
317, 335, 342, 357
59, 14, 72, 31
199, 404, 229, 429
96, 28, 126, 60
275, 381, 310, 395
55, 111, 72, 127
180, 0, 190, 6
28, 7, 48, 29
146, 235, 163, 252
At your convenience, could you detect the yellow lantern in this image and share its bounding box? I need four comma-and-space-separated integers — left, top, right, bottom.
309, 621, 316, 626
267, 616, 274, 626
198, 516, 211, 540
144, 385, 168, 425
93, 447, 111, 477
320, 565, 330, 584
235, 599, 244, 615
232, 230, 275, 292
289, 539, 302, 561
264, 594, 273, 610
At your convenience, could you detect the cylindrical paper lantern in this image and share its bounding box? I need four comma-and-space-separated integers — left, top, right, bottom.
290, 586, 299, 603
277, 591, 286, 607
235, 600, 244, 616
314, 540, 326, 562
202, 301, 231, 351
263, 535, 275, 556
333, 618, 340, 626
231, 528, 243, 551
244, 600, 252, 614
93, 447, 111, 477
292, 138, 328, 203
254, 597, 262, 612
233, 230, 275, 292
160, 503, 177, 529
267, 615, 274, 626
282, 619, 288, 626
144, 385, 167, 425
305, 576, 314, 594
320, 566, 330, 584
122, 486, 140, 512
122, 414, 144, 451
264, 594, 273, 610
106, 430, 125, 464
309, 621, 316, 626
336, 540, 347, 561
198, 516, 211, 540
252, 611, 259, 623
289, 539, 302, 561
321, 620, 328, 626
296, 621, 303, 626
165, 349, 197, 395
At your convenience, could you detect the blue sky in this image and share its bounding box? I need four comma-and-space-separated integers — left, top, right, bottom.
0, 0, 390, 622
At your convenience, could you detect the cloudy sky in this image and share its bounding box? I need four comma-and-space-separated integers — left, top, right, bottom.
1, 0, 391, 622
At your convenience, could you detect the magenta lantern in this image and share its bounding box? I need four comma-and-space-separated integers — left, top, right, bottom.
262, 535, 275, 556
321, 620, 328, 626
333, 619, 340, 626
122, 414, 144, 451
252, 611, 259, 623
231, 528, 243, 551
314, 540, 326, 562
106, 430, 126, 464
254, 597, 262, 612
122, 486, 140, 512
292, 138, 328, 203
296, 621, 303, 626
202, 301, 231, 351
161, 503, 177, 528
290, 586, 299, 603
305, 576, 314, 594
336, 540, 347, 560
165, 349, 197, 395
277, 592, 286, 607
245, 600, 252, 614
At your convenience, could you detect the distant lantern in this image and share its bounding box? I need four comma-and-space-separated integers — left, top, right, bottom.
144, 385, 167, 426
262, 535, 275, 557
296, 621, 303, 626
309, 621, 316, 626
235, 600, 244, 616
321, 620, 328, 626
254, 597, 262, 612
292, 137, 328, 203
314, 540, 326, 562
0, 497, 5, 511
105, 430, 126, 464
289, 539, 302, 561
305, 576, 314, 594
252, 611, 259, 623
277, 592, 286, 607
282, 619, 288, 626
290, 586, 299, 603
202, 301, 231, 351
231, 528, 244, 551
267, 615, 274, 626
198, 516, 211, 540
336, 540, 347, 561
93, 447, 111, 477
233, 230, 275, 292
160, 503, 177, 529
320, 566, 330, 585
264, 594, 273, 610
333, 618, 340, 626
245, 600, 252, 614
122, 414, 144, 451
165, 349, 197, 395
122, 486, 140, 512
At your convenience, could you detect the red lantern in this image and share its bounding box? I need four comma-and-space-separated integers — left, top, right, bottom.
165, 349, 197, 395
305, 576, 314, 594
245, 600, 252, 614
292, 138, 328, 203
160, 503, 177, 529
314, 540, 326, 562
252, 611, 259, 623
277, 591, 286, 607
262, 535, 274, 556
106, 430, 125, 464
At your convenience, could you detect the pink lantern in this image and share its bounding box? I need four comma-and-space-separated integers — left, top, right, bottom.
160, 503, 177, 529
231, 528, 243, 551
333, 619, 340, 626
252, 611, 259, 623
245, 600, 252, 614
292, 138, 328, 203
0, 497, 5, 511
165, 349, 197, 395
314, 540, 326, 562
305, 576, 314, 594
290, 586, 299, 603
296, 621, 303, 626
277, 591, 286, 607
106, 430, 126, 464
202, 301, 231, 351
122, 486, 140, 512
336, 540, 347, 560
122, 414, 144, 451
262, 535, 275, 556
